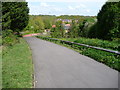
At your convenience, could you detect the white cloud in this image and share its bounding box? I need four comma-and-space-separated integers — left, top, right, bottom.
27, 0, 107, 2
28, 2, 64, 15
40, 2, 49, 7
68, 6, 74, 10
28, 1, 106, 16
79, 4, 86, 8
53, 8, 63, 12
86, 9, 90, 13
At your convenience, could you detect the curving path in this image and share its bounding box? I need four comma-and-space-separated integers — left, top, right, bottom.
24, 37, 118, 88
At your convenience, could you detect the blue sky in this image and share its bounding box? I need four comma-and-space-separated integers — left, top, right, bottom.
27, 0, 107, 16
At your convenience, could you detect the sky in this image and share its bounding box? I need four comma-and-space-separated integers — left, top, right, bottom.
26, 0, 107, 16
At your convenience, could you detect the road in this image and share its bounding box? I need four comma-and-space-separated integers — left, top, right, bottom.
24, 37, 118, 88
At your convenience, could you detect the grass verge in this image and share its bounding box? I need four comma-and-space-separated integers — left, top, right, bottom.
55, 38, 120, 51
0, 36, 2, 89
2, 38, 33, 88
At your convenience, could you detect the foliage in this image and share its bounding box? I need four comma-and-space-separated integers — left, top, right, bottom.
87, 22, 98, 38
97, 2, 120, 40
2, 30, 19, 46
51, 20, 64, 38
28, 15, 96, 38
25, 15, 45, 33
68, 20, 79, 38
52, 17, 96, 38
59, 37, 120, 51
2, 2, 29, 32
25, 15, 56, 33
2, 2, 29, 46
2, 38, 33, 88
57, 15, 96, 20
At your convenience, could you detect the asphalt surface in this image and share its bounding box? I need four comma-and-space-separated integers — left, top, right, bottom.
24, 37, 118, 88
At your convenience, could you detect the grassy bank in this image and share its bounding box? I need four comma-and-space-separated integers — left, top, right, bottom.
2, 38, 33, 88
56, 38, 120, 51
37, 36, 120, 71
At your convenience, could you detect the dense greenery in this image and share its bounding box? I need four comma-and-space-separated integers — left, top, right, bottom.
2, 38, 33, 88
2, 2, 29, 32
2, 2, 33, 88
0, 36, 1, 89
57, 38, 120, 51
25, 15, 96, 38
2, 30, 19, 46
57, 15, 96, 20
26, 1, 120, 42
51, 20, 64, 38
97, 2, 120, 40
2, 2, 29, 45
37, 36, 120, 71
89, 1, 120, 40
24, 15, 56, 33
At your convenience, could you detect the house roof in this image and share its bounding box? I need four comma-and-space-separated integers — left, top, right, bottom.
65, 24, 71, 26
52, 25, 56, 28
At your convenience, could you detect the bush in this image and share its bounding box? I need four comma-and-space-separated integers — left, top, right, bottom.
2, 30, 19, 46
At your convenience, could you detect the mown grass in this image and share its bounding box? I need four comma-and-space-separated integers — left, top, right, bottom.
37, 36, 120, 71
2, 38, 33, 88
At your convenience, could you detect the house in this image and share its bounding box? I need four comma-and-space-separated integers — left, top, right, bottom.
62, 19, 72, 23
64, 24, 71, 30
64, 24, 71, 33
56, 19, 72, 23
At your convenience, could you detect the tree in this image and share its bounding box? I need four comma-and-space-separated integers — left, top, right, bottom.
0, 1, 2, 35
97, 1, 120, 40
33, 16, 44, 33
87, 22, 98, 38
69, 20, 79, 38
50, 20, 65, 38
2, 2, 29, 33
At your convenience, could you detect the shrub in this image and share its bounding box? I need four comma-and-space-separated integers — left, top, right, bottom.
2, 29, 19, 46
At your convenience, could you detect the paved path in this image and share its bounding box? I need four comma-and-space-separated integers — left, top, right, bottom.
24, 37, 118, 88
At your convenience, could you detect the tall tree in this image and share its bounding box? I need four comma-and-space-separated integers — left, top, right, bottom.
2, 2, 29, 33
0, 1, 2, 34
97, 1, 120, 40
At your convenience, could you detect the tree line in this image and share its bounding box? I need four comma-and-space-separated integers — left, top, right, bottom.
24, 15, 56, 33
50, 1, 120, 41
27, 1, 120, 41
25, 15, 96, 38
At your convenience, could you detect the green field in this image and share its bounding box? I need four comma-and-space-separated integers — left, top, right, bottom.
2, 38, 33, 88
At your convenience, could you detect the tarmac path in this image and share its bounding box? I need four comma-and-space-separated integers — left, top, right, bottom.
24, 37, 118, 88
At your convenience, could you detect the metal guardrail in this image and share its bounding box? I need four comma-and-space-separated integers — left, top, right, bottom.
39, 36, 120, 55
